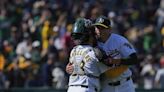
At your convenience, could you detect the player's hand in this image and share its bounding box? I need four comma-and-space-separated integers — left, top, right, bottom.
103, 57, 113, 66
66, 62, 73, 74
93, 47, 103, 60
103, 58, 122, 67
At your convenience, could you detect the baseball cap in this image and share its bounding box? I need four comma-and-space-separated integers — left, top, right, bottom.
93, 16, 111, 29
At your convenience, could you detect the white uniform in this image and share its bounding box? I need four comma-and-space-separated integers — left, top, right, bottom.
98, 33, 136, 92
67, 45, 107, 92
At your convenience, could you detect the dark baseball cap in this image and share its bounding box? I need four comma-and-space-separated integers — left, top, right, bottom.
93, 16, 111, 29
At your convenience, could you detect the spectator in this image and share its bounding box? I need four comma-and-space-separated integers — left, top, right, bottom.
31, 40, 41, 64
0, 71, 7, 88
6, 58, 26, 87
156, 0, 164, 42
16, 34, 32, 56
0, 0, 163, 89
140, 55, 156, 89
41, 53, 55, 87
52, 65, 66, 89
155, 55, 164, 88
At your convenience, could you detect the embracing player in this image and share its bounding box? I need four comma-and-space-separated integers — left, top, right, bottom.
67, 16, 139, 92
67, 18, 110, 92
92, 16, 138, 92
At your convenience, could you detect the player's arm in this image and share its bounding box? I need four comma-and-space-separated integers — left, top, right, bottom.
108, 38, 139, 65
65, 48, 75, 74
93, 47, 114, 66
66, 62, 73, 74
93, 47, 138, 66
109, 53, 138, 65
120, 53, 138, 65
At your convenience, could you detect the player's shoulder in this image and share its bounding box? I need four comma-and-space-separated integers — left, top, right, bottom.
72, 45, 84, 50
111, 33, 128, 43
83, 45, 94, 53
111, 33, 127, 40
72, 45, 94, 53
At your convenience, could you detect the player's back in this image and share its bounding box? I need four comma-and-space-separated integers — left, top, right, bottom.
68, 45, 101, 89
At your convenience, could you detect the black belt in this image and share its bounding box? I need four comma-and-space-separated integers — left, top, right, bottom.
72, 74, 99, 78
70, 85, 88, 88
108, 76, 131, 86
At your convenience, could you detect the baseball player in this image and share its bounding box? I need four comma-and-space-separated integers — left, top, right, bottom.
92, 15, 138, 92
67, 18, 110, 92
66, 16, 138, 92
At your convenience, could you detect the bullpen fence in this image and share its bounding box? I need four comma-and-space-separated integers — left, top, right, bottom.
0, 88, 164, 92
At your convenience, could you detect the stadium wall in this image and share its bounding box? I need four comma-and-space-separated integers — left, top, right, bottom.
0, 88, 164, 92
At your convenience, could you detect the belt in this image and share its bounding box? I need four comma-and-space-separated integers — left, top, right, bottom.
72, 74, 99, 79
108, 76, 131, 86
69, 85, 88, 88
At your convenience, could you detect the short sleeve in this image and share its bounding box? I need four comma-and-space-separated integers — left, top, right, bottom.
69, 48, 76, 63
119, 38, 136, 57
83, 48, 99, 63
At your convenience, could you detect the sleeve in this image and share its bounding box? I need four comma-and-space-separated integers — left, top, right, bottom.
69, 48, 75, 63
83, 48, 99, 63
119, 37, 136, 57
84, 48, 110, 74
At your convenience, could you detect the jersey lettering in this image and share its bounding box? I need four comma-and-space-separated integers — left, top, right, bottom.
123, 43, 132, 49
84, 55, 92, 62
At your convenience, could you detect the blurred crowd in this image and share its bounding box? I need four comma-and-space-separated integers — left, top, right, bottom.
0, 0, 164, 89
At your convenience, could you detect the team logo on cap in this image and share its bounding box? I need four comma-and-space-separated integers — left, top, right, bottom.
98, 18, 104, 23
84, 19, 92, 27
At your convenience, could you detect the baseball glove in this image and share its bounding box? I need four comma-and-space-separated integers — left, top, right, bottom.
93, 47, 113, 66
93, 47, 104, 60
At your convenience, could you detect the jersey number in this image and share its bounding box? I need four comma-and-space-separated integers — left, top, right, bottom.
80, 60, 85, 71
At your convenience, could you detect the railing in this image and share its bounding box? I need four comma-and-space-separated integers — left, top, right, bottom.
0, 88, 164, 92
0, 88, 65, 92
